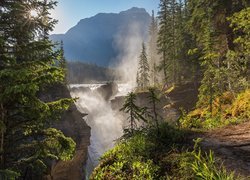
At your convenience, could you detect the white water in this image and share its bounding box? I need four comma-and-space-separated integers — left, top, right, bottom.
69, 83, 133, 178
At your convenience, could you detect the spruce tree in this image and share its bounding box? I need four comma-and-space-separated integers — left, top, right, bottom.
148, 11, 159, 86
187, 0, 249, 111
59, 40, 67, 83
120, 92, 146, 136
148, 88, 161, 136
226, 7, 250, 92
137, 42, 150, 90
157, 0, 181, 85
0, 0, 75, 178
157, 0, 169, 82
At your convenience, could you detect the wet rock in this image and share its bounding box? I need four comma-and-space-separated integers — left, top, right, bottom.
42, 84, 90, 180
95, 82, 118, 101
70, 86, 91, 94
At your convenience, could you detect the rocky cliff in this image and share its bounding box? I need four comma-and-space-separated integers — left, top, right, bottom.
42, 84, 90, 180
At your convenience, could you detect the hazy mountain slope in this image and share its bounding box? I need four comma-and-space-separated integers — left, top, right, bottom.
50, 7, 151, 67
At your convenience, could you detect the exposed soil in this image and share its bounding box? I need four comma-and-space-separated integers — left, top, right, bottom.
198, 121, 250, 178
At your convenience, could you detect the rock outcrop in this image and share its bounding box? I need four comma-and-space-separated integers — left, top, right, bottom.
95, 82, 118, 101
42, 84, 90, 180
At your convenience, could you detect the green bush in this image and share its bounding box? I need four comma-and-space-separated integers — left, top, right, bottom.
161, 139, 240, 180
90, 133, 159, 180
91, 125, 240, 179
231, 90, 250, 119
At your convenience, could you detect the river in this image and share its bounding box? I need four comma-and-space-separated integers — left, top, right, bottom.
69, 83, 133, 178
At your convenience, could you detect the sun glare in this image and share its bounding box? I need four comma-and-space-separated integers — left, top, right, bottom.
30, 9, 39, 18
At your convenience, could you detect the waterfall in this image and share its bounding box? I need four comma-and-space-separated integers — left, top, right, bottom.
70, 83, 133, 179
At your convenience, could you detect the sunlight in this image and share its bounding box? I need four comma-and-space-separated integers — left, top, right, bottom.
29, 9, 39, 18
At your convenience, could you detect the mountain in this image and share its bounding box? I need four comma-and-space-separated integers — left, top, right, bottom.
50, 7, 151, 67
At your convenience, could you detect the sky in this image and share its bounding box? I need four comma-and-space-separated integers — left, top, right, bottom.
50, 0, 159, 34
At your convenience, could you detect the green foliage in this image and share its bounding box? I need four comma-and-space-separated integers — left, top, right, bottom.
90, 133, 159, 180
157, 0, 199, 85
120, 92, 147, 136
0, 169, 20, 180
148, 10, 160, 86
91, 123, 184, 179
231, 89, 250, 119
0, 0, 76, 178
229, 7, 250, 56
43, 128, 76, 161
91, 124, 238, 179
158, 139, 240, 180
147, 87, 161, 135
225, 7, 250, 93
186, 139, 238, 180
137, 42, 150, 90
181, 89, 250, 129
187, 0, 249, 111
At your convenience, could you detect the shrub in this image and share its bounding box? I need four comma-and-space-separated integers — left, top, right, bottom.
231, 89, 250, 118
90, 133, 159, 180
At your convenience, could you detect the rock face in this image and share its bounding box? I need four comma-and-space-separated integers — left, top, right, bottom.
49, 104, 90, 180
42, 84, 90, 180
111, 82, 199, 124
111, 91, 173, 123
71, 86, 91, 94
165, 82, 199, 112
95, 82, 118, 101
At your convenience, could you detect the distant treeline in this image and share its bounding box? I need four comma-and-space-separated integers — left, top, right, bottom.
66, 61, 120, 84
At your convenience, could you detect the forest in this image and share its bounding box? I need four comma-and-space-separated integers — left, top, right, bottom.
0, 0, 249, 179
91, 0, 250, 179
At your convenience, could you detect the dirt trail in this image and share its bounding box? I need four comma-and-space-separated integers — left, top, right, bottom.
199, 121, 250, 177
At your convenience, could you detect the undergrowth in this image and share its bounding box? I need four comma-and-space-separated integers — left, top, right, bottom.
90, 123, 239, 179
180, 89, 250, 129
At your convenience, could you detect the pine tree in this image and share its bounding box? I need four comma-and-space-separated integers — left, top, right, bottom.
157, 0, 180, 85
137, 42, 150, 90
120, 92, 146, 136
148, 11, 159, 86
226, 7, 250, 92
148, 88, 161, 136
0, 0, 75, 178
187, 0, 248, 112
59, 40, 67, 83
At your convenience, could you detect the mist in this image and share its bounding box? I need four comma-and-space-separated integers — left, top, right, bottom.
112, 22, 149, 87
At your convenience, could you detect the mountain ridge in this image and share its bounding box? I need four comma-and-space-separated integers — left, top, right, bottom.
50, 7, 151, 67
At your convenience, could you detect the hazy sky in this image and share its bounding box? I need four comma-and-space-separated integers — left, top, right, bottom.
51, 0, 159, 34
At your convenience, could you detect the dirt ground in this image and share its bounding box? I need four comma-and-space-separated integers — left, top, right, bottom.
198, 121, 250, 178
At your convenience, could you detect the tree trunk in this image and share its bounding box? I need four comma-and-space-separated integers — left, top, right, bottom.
0, 103, 4, 168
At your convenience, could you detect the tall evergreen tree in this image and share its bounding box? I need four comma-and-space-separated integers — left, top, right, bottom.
59, 40, 67, 83
226, 7, 250, 92
147, 88, 161, 136
0, 0, 75, 178
137, 42, 150, 90
187, 0, 249, 111
157, 0, 181, 85
148, 10, 159, 86
120, 92, 146, 136
157, 0, 169, 82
